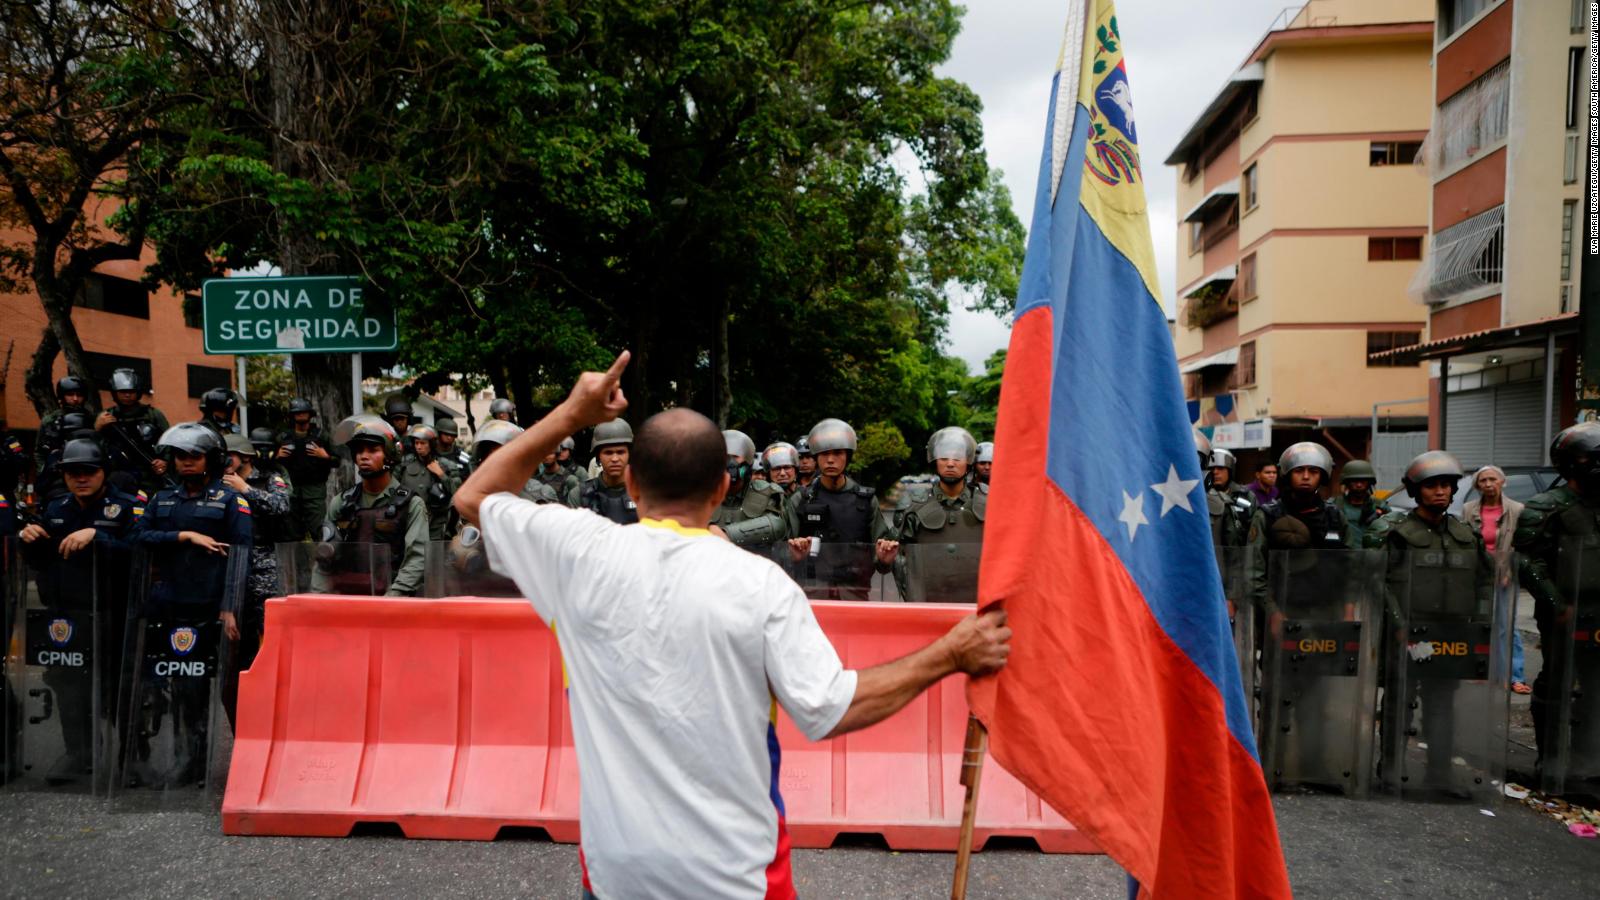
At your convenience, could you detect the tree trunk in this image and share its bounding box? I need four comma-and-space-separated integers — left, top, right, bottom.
23, 325, 60, 417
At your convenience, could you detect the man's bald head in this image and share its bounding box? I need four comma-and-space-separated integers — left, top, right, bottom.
630, 409, 728, 503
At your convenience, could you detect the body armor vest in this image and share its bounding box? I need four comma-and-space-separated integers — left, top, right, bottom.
579, 479, 638, 525
334, 483, 414, 570
1390, 514, 1484, 621
904, 485, 986, 542
798, 481, 876, 543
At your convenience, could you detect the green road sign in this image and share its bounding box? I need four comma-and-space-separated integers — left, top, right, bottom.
201, 276, 397, 355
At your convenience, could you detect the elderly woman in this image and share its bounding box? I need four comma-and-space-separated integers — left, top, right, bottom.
1463, 465, 1527, 693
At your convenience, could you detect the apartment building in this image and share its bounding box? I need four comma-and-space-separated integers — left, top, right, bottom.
1, 200, 236, 436
1166, 0, 1437, 484
1368, 0, 1589, 468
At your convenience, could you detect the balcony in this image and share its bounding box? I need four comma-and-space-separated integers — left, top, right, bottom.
1182, 267, 1239, 329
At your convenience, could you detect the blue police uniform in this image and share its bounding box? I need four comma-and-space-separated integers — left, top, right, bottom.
132, 479, 252, 614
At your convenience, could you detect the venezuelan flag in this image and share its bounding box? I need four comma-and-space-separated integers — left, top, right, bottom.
966, 2, 1290, 896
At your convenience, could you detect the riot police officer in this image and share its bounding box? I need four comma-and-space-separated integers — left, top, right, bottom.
974, 441, 995, 487
324, 415, 428, 597
752, 456, 768, 483
35, 376, 90, 480
434, 417, 468, 481
1515, 422, 1600, 792
128, 423, 252, 787
218, 433, 293, 729
196, 387, 240, 437
1367, 451, 1494, 796
783, 419, 897, 600
572, 420, 637, 524
381, 395, 413, 444
710, 430, 786, 547
1337, 460, 1391, 545
473, 420, 561, 504
1261, 443, 1353, 553
396, 424, 457, 540
34, 411, 96, 504
276, 397, 337, 540
795, 436, 818, 487
489, 397, 516, 422
535, 446, 582, 504
557, 436, 587, 483
15, 439, 139, 784
1206, 447, 1261, 549
94, 368, 170, 495
895, 427, 985, 602
763, 442, 800, 495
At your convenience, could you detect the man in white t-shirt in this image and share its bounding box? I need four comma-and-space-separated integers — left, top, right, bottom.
455, 352, 1010, 900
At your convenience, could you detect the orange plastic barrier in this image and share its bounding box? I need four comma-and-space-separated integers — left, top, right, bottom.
223, 595, 1092, 853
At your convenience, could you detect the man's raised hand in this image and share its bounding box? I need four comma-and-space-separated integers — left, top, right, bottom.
564, 351, 631, 429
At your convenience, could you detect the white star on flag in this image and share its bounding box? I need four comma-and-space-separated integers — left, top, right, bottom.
1118, 489, 1148, 542
1150, 465, 1199, 517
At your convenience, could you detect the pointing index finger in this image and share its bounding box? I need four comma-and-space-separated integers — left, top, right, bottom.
604, 350, 632, 381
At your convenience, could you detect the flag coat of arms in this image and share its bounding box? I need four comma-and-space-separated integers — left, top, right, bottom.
967, 1, 1291, 896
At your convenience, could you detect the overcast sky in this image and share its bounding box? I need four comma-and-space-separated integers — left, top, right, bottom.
939, 0, 1294, 372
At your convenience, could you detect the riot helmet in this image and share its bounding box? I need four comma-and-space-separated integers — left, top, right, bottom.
1206, 448, 1236, 473
224, 431, 257, 458
1341, 459, 1377, 483
724, 430, 757, 464
158, 422, 226, 476
288, 396, 316, 416
558, 436, 576, 459
976, 442, 995, 464
59, 438, 107, 471
383, 394, 413, 422
200, 387, 238, 419
1193, 428, 1212, 470
59, 411, 95, 438
471, 419, 524, 465
110, 367, 144, 395
764, 442, 800, 470
592, 419, 634, 450
55, 375, 87, 405
1278, 442, 1333, 481
489, 398, 516, 421
926, 427, 978, 465
795, 436, 814, 458
1551, 422, 1600, 494
407, 424, 438, 458
434, 416, 459, 437
807, 419, 857, 455
1401, 450, 1464, 503
249, 427, 278, 456
332, 414, 400, 474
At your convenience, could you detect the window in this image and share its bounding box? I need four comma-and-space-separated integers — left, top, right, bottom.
186, 364, 232, 399
1239, 253, 1257, 300
183, 293, 203, 329
1421, 204, 1504, 302
1441, 0, 1495, 39
1367, 331, 1422, 367
1368, 236, 1423, 261
83, 352, 152, 393
1369, 141, 1423, 166
1229, 341, 1256, 389
1569, 47, 1585, 130
1242, 89, 1258, 125
78, 274, 150, 319
1436, 62, 1509, 170
1241, 164, 1258, 211
1562, 200, 1577, 282
1189, 219, 1202, 255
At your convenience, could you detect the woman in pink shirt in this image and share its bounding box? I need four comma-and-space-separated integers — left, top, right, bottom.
1464, 466, 1527, 693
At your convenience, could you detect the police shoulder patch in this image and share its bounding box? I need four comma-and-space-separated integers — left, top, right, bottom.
235, 495, 252, 515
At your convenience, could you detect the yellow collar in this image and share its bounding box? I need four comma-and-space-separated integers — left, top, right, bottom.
638, 516, 711, 537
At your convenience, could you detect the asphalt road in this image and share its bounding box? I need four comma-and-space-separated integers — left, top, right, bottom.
2, 786, 1597, 899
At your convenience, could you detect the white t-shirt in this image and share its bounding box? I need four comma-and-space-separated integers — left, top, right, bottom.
480, 493, 858, 900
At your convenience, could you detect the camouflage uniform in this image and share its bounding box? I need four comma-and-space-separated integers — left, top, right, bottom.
894, 481, 985, 602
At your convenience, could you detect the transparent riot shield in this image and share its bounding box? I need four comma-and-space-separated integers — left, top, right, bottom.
1540, 536, 1600, 796
423, 533, 523, 598
276, 541, 394, 596
1381, 547, 1506, 804
1259, 548, 1383, 798
896, 542, 981, 604
1217, 545, 1263, 736
770, 542, 885, 601
109, 546, 246, 808
2, 539, 118, 794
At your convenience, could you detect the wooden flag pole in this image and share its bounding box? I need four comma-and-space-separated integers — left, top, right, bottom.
950, 714, 989, 900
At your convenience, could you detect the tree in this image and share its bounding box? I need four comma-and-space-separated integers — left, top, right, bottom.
0, 0, 229, 416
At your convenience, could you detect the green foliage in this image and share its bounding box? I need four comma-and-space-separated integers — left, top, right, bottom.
125, 0, 1024, 477
244, 356, 298, 430
853, 420, 912, 489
